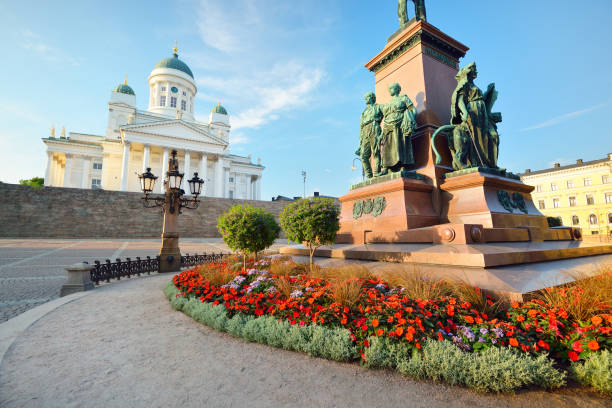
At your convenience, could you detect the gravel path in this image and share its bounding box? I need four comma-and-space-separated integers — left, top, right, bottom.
0, 274, 608, 408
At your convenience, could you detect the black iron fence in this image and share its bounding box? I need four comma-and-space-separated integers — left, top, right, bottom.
89, 252, 227, 285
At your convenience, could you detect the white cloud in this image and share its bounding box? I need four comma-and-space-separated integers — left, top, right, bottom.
20, 29, 81, 66
190, 1, 328, 131
520, 100, 611, 132
230, 132, 250, 145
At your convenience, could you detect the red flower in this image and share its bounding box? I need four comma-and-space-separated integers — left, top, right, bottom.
437, 332, 444, 341
568, 351, 579, 362
587, 340, 600, 351
376, 329, 383, 336
572, 341, 583, 353
371, 318, 379, 328
516, 315, 525, 322
509, 338, 518, 347
463, 315, 474, 324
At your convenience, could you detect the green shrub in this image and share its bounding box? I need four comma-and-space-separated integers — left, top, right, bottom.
217, 204, 280, 269
19, 177, 44, 188
280, 197, 340, 271
397, 339, 565, 393
363, 336, 413, 369
572, 350, 612, 394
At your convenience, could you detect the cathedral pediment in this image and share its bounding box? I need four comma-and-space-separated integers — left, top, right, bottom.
120, 119, 228, 147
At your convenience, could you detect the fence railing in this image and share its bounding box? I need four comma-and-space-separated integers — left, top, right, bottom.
89, 252, 226, 285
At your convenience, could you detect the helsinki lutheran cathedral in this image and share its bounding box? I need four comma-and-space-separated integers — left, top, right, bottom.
42, 44, 264, 200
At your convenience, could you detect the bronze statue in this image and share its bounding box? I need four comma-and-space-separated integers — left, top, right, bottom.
398, 0, 427, 28
431, 62, 502, 170
356, 92, 383, 179
378, 83, 417, 175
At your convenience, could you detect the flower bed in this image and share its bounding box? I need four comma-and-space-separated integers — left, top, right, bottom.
168, 258, 612, 393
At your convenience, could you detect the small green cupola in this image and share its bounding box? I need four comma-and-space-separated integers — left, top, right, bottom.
113, 75, 135, 95
211, 97, 228, 115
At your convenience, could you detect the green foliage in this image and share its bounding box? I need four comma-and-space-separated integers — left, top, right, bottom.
217, 204, 280, 267
280, 197, 340, 269
547, 216, 563, 227
19, 177, 44, 188
396, 339, 565, 393
363, 336, 414, 369
165, 281, 357, 362
571, 350, 612, 394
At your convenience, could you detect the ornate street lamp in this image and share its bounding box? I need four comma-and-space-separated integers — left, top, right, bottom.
137, 149, 205, 272
351, 157, 365, 181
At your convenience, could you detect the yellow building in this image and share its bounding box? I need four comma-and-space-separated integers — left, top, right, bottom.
520, 153, 612, 240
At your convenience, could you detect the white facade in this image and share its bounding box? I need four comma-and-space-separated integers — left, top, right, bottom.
42, 47, 263, 200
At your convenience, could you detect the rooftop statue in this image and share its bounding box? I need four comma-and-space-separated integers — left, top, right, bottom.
432, 62, 502, 170
398, 0, 427, 28
378, 83, 417, 175
355, 92, 383, 179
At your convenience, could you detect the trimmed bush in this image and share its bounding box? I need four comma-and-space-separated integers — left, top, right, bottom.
572, 350, 612, 394
217, 204, 280, 269
397, 339, 565, 393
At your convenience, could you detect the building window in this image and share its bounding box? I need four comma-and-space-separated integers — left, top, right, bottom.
550, 183, 557, 191
229, 190, 234, 199
161, 87, 166, 92
93, 162, 102, 170
603, 175, 610, 184
536, 185, 542, 193
553, 198, 560, 208
160, 96, 166, 106
608, 213, 612, 224
572, 215, 580, 226
91, 179, 101, 189
589, 214, 598, 225
229, 177, 234, 183
170, 97, 177, 108
181, 100, 186, 111
566, 180, 574, 189
584, 177, 592, 186
586, 194, 595, 205
182, 91, 186, 96
538, 200, 545, 209
569, 196, 576, 207
606, 193, 612, 204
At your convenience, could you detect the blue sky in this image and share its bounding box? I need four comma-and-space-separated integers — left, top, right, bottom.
1, 1, 611, 200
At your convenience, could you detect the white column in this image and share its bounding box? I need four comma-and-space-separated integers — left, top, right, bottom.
63, 154, 73, 188
246, 175, 252, 200
53, 157, 59, 186
44, 151, 52, 186
215, 157, 224, 197
81, 156, 91, 189
199, 154, 208, 196
160, 148, 169, 193
120, 142, 130, 191
142, 144, 150, 172
255, 176, 261, 200
224, 169, 230, 198
182, 150, 191, 194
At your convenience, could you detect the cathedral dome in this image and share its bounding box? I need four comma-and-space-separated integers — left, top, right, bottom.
153, 53, 194, 79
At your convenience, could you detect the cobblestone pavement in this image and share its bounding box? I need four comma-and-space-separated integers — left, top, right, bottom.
0, 239, 286, 323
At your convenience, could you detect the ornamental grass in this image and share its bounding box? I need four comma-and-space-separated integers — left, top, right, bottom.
170, 257, 612, 393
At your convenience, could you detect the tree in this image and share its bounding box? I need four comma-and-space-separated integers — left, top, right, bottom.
547, 216, 563, 227
217, 204, 280, 269
19, 177, 44, 188
280, 197, 340, 271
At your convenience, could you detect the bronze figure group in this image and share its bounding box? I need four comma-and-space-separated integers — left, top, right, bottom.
357, 83, 417, 179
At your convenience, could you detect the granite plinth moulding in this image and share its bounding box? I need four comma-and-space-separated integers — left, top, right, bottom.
443, 167, 520, 181
350, 170, 424, 190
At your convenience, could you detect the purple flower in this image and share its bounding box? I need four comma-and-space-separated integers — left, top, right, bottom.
479, 328, 489, 335
491, 338, 497, 344
478, 337, 486, 343
493, 327, 505, 338
290, 290, 303, 298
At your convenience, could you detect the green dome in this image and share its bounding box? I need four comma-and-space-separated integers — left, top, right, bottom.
211, 104, 228, 115
113, 83, 135, 95
153, 53, 194, 79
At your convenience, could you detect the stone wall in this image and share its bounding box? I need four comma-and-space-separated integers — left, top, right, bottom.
0, 183, 290, 238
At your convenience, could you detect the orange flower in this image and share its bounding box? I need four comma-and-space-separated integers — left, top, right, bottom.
405, 332, 414, 341
511, 301, 519, 308
307, 298, 315, 304
587, 340, 600, 351
371, 318, 379, 328
516, 315, 525, 322
395, 327, 404, 336
527, 309, 538, 318
591, 316, 603, 326
463, 315, 474, 324
376, 329, 383, 336
509, 338, 518, 347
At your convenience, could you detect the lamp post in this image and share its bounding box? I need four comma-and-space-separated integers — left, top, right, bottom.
301, 170, 307, 198
351, 157, 365, 181
138, 149, 204, 272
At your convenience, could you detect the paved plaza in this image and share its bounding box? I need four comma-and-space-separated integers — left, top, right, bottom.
0, 238, 286, 323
